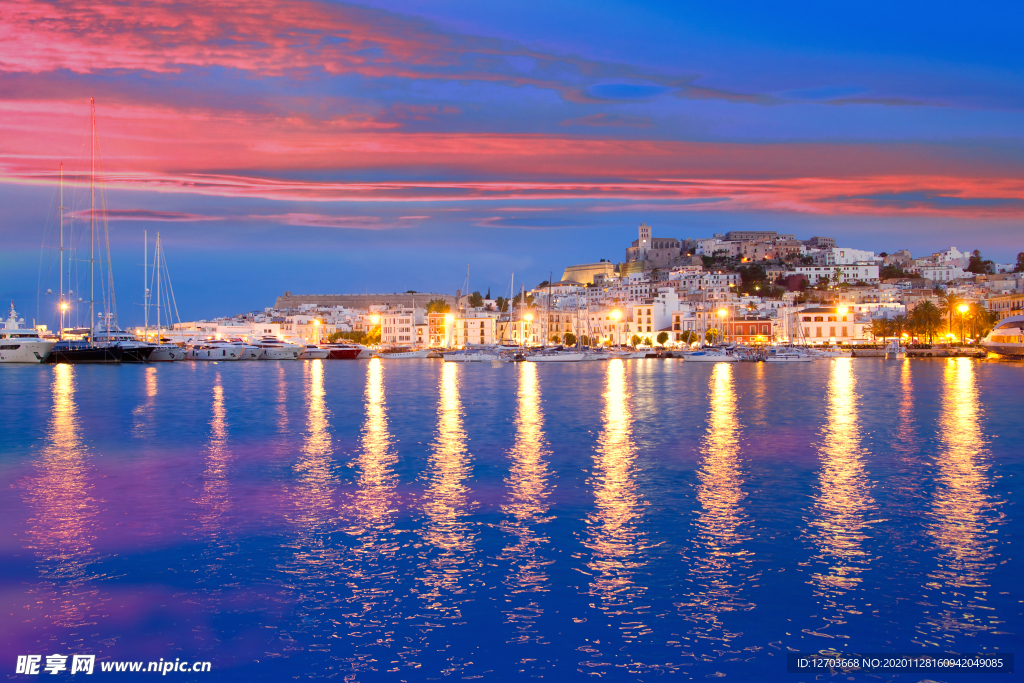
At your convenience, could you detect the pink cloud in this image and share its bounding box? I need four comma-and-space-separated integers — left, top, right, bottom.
249, 213, 427, 229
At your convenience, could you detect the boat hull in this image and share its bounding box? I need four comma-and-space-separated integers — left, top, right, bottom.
116, 345, 155, 363
444, 352, 499, 362
325, 347, 361, 360
188, 347, 241, 361
148, 345, 186, 361
376, 349, 432, 359
46, 344, 123, 364
299, 348, 330, 360
0, 339, 56, 363
683, 353, 738, 363
527, 352, 585, 362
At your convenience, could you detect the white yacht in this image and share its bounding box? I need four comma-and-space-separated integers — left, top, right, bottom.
148, 342, 186, 362
764, 349, 815, 363
981, 314, 1024, 357
253, 336, 301, 360
527, 350, 585, 362
0, 303, 56, 363
374, 347, 432, 359
298, 344, 330, 360
229, 340, 263, 360
682, 348, 738, 363
814, 345, 852, 358
187, 340, 242, 361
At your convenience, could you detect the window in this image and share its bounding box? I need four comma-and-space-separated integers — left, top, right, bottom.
805, 327, 810, 337
841, 326, 848, 337
816, 327, 823, 337
830, 326, 836, 337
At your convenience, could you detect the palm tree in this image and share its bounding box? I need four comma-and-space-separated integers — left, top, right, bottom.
937, 291, 962, 336
867, 317, 892, 345
910, 301, 941, 343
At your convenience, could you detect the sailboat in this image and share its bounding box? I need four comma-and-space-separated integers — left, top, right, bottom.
47, 100, 123, 364
142, 231, 185, 361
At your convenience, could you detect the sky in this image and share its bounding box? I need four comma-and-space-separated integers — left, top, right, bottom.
1, 0, 1022, 324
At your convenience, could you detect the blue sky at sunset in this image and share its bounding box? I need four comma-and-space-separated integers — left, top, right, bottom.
1, 0, 1022, 323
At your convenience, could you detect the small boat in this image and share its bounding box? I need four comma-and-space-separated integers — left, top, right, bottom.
885, 340, 906, 360
187, 340, 242, 361
682, 348, 738, 363
253, 336, 301, 360
0, 303, 56, 363
815, 345, 852, 358
299, 344, 330, 360
320, 343, 361, 359
374, 347, 432, 359
443, 349, 500, 362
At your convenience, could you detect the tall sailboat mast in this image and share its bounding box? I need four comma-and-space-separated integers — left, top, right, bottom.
143, 230, 148, 332
89, 98, 96, 338
155, 233, 162, 335
58, 162, 64, 337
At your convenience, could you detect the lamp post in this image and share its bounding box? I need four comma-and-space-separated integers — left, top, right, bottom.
717, 308, 728, 345
313, 318, 321, 344
524, 312, 533, 346
610, 309, 622, 347
444, 313, 455, 348
957, 303, 969, 345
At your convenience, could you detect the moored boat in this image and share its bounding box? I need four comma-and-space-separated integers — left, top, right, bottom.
981, 315, 1024, 357
187, 340, 242, 361
0, 303, 56, 363
374, 347, 432, 359
298, 344, 330, 360
320, 343, 362, 359
682, 348, 738, 363
253, 336, 301, 360
443, 349, 500, 362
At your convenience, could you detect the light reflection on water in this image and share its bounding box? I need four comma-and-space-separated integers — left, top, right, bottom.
417, 362, 476, 620
500, 362, 553, 645
23, 364, 99, 629
803, 358, 877, 641
339, 358, 403, 675
581, 359, 651, 658
198, 374, 230, 533
4, 359, 1020, 681
919, 358, 1005, 645
677, 363, 755, 646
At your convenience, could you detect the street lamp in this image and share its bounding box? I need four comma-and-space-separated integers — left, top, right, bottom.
957, 303, 969, 345
524, 312, 533, 346
610, 309, 622, 347
717, 308, 728, 344
313, 318, 321, 344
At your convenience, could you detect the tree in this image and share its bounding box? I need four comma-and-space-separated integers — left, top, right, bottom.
656, 331, 669, 346
630, 334, 641, 347
1014, 252, 1024, 273
909, 300, 941, 343
537, 280, 549, 289
563, 332, 577, 346
867, 317, 892, 344
937, 291, 962, 334
494, 297, 509, 312
968, 303, 998, 341
966, 250, 995, 275
678, 330, 699, 345
485, 288, 491, 299
880, 264, 911, 279
642, 336, 653, 346
550, 333, 562, 343
468, 291, 484, 308
705, 328, 722, 344
426, 299, 450, 314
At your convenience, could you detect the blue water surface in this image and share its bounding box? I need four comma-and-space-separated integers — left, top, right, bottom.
1, 357, 1021, 681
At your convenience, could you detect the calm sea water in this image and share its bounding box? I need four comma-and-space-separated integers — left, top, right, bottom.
1, 358, 1022, 681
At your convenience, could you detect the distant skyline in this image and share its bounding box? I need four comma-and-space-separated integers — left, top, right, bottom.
1, 0, 1022, 323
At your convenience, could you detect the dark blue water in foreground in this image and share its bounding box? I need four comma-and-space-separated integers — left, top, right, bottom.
2, 358, 1022, 681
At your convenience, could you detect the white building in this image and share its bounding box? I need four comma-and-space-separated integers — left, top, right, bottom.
791, 263, 879, 285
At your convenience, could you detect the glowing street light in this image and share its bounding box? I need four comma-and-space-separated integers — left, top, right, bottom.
444, 313, 455, 348
717, 308, 728, 344
837, 306, 848, 317
610, 309, 622, 346
957, 303, 969, 345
